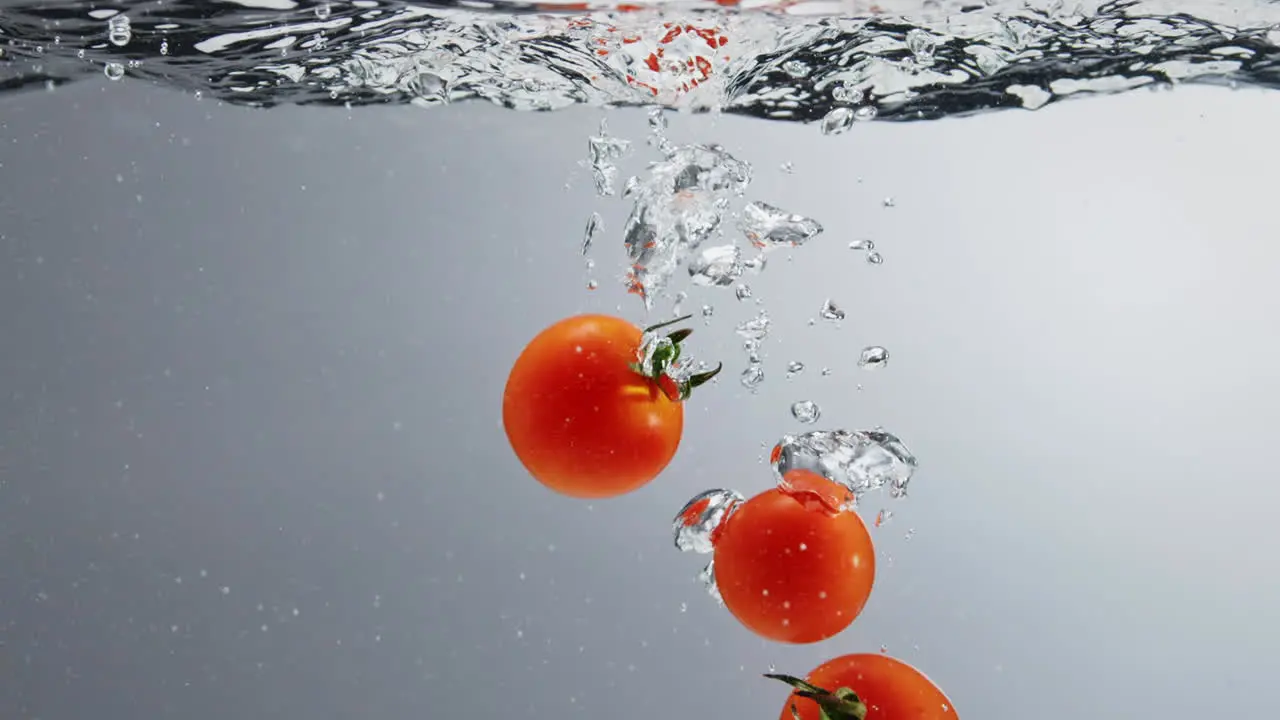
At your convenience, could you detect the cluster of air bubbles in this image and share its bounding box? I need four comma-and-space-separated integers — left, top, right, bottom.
771, 429, 918, 508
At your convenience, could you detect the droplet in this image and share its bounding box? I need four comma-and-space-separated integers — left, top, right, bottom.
672, 489, 745, 554
849, 239, 875, 251
867, 252, 884, 265
103, 62, 125, 80
820, 299, 846, 321
785, 360, 804, 377
854, 105, 879, 121
791, 401, 821, 424
858, 346, 889, 369
688, 244, 744, 287
315, 2, 333, 19
740, 364, 764, 390
735, 284, 752, 301
107, 15, 132, 47
739, 201, 823, 249
821, 107, 855, 135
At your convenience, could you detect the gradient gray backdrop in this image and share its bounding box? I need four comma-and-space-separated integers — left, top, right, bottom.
2, 78, 1278, 719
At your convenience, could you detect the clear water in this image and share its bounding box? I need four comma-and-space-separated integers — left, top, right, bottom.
6, 1, 1280, 719
3, 0, 1279, 118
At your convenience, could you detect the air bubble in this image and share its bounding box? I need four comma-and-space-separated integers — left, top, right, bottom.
821, 107, 855, 135
673, 489, 744, 554
858, 346, 889, 370
791, 400, 821, 424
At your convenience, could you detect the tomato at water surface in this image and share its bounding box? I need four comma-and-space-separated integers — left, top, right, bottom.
502, 314, 691, 499
712, 469, 875, 643
777, 653, 958, 720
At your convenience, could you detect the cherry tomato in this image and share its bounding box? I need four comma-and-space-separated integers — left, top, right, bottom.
502, 313, 718, 499
773, 654, 958, 720
712, 469, 875, 643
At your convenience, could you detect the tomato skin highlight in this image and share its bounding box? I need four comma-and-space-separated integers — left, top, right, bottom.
712, 470, 875, 643
779, 654, 958, 720
502, 314, 684, 499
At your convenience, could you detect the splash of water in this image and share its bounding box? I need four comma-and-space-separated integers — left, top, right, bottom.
2, 0, 1278, 121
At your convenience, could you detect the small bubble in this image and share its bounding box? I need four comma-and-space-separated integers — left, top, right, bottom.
586, 280, 598, 290
820, 299, 846, 321
740, 365, 764, 390
103, 62, 125, 80
832, 84, 861, 103
849, 239, 875, 251
701, 304, 714, 319
821, 367, 831, 376
882, 197, 896, 208
779, 161, 794, 174
160, 40, 169, 55
854, 105, 879, 121
821, 107, 855, 136
735, 284, 752, 301
76, 49, 85, 59
904, 528, 916, 540
790, 400, 821, 424
875, 509, 893, 527
782, 59, 810, 77
785, 360, 804, 378
867, 252, 884, 265
744, 254, 767, 274
858, 346, 889, 370
107, 15, 132, 47
315, 2, 333, 19
220, 586, 230, 595
679, 602, 688, 612
906, 29, 938, 65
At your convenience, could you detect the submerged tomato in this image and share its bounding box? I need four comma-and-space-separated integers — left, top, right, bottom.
772, 654, 958, 720
502, 313, 718, 499
712, 469, 875, 643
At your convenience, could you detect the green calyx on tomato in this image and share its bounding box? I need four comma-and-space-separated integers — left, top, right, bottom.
628, 314, 723, 402
765, 674, 869, 720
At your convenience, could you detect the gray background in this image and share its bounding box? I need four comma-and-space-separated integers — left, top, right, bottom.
2, 77, 1279, 719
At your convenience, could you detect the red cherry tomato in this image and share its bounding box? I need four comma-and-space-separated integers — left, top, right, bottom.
775, 653, 958, 720
713, 469, 875, 643
502, 313, 718, 499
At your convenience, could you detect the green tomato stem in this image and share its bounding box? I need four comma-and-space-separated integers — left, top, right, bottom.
765, 674, 869, 720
